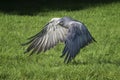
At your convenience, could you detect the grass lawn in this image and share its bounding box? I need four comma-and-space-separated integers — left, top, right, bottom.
0, 2, 120, 80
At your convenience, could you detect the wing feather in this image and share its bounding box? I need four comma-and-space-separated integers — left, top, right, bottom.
61, 22, 96, 63
23, 18, 68, 55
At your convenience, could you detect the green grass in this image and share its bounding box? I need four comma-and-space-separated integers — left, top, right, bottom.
0, 2, 120, 80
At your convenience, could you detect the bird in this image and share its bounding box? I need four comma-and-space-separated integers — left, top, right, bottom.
22, 16, 96, 63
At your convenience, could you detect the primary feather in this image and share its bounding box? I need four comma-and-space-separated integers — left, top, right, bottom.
22, 16, 96, 63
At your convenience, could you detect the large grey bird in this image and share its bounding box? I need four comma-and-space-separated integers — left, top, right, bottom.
22, 16, 96, 63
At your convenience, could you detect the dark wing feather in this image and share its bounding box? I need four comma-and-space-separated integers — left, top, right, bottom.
23, 20, 68, 55
61, 22, 96, 63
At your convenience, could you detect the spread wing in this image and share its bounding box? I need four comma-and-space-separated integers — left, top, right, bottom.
61, 22, 96, 63
23, 19, 68, 55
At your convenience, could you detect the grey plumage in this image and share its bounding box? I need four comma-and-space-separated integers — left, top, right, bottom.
22, 16, 96, 63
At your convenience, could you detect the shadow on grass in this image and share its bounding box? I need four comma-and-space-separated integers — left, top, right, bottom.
0, 0, 119, 16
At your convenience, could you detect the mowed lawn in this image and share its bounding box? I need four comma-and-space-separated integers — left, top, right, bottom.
0, 2, 120, 80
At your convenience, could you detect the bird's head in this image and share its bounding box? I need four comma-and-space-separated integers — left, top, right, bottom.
57, 17, 73, 28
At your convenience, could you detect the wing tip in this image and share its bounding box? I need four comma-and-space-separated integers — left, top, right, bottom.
21, 43, 28, 46
92, 37, 97, 43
